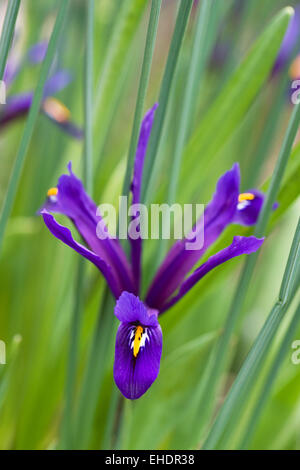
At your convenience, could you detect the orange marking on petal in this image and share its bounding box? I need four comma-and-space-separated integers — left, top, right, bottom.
43, 97, 71, 123
133, 326, 144, 358
238, 192, 255, 203
47, 187, 58, 197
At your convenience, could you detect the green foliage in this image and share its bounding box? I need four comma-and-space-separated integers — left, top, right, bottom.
0, 0, 299, 451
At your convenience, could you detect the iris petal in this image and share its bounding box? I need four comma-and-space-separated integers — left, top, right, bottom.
41, 163, 136, 295
161, 236, 264, 312
130, 103, 158, 290
146, 163, 240, 309
42, 210, 123, 299
114, 321, 162, 400
115, 291, 158, 326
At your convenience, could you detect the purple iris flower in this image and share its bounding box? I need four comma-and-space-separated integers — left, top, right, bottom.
40, 104, 266, 400
1, 41, 83, 139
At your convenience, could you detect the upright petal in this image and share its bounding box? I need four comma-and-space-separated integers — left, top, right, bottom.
130, 104, 158, 290
41, 163, 136, 294
146, 163, 240, 309
161, 236, 264, 312
114, 321, 162, 400
115, 291, 159, 327
42, 211, 123, 299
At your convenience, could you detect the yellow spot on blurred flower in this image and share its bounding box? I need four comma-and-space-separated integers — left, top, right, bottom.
133, 326, 144, 358
43, 97, 71, 123
238, 192, 255, 203
289, 54, 300, 80
47, 187, 58, 197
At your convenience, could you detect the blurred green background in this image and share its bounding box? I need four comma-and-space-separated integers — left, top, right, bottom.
0, 0, 299, 450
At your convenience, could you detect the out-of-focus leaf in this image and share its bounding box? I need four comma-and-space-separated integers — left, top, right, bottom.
178, 7, 293, 201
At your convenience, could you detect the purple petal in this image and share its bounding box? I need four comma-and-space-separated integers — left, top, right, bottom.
234, 189, 278, 226
0, 92, 32, 127
161, 236, 264, 312
146, 163, 240, 309
234, 189, 265, 226
114, 321, 162, 399
273, 6, 300, 75
27, 41, 48, 64
130, 104, 158, 290
42, 211, 122, 299
40, 163, 136, 294
43, 70, 73, 97
0, 71, 72, 130
114, 292, 159, 327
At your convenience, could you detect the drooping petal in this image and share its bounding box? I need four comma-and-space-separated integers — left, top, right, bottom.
146, 163, 240, 309
115, 291, 159, 327
40, 163, 136, 294
234, 189, 278, 226
42, 211, 123, 299
0, 92, 32, 127
0, 71, 73, 130
114, 321, 163, 400
161, 236, 264, 312
129, 103, 158, 290
234, 189, 265, 226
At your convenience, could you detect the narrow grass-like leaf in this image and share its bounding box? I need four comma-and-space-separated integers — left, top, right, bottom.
239, 299, 300, 449
93, 0, 147, 167
178, 7, 293, 201
167, 0, 216, 205
122, 0, 162, 198
59, 259, 85, 449
203, 218, 300, 449
0, 0, 20, 80
83, 0, 94, 195
74, 291, 116, 449
141, 0, 194, 204
194, 99, 300, 445
0, 0, 70, 254
60, 0, 95, 449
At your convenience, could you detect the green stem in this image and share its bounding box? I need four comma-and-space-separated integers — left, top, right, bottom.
83, 0, 94, 195
239, 298, 300, 449
195, 101, 300, 444
122, 0, 162, 198
0, 0, 20, 80
203, 218, 300, 449
60, 0, 95, 449
0, 0, 70, 254
141, 0, 194, 204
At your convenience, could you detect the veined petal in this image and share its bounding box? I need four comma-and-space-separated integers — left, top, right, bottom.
161, 236, 264, 312
130, 104, 158, 290
41, 163, 136, 294
146, 163, 240, 309
114, 321, 162, 400
115, 291, 159, 327
234, 189, 278, 226
42, 211, 122, 299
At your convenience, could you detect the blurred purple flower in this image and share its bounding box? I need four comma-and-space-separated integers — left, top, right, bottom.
273, 6, 300, 75
0, 41, 83, 139
40, 104, 268, 399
